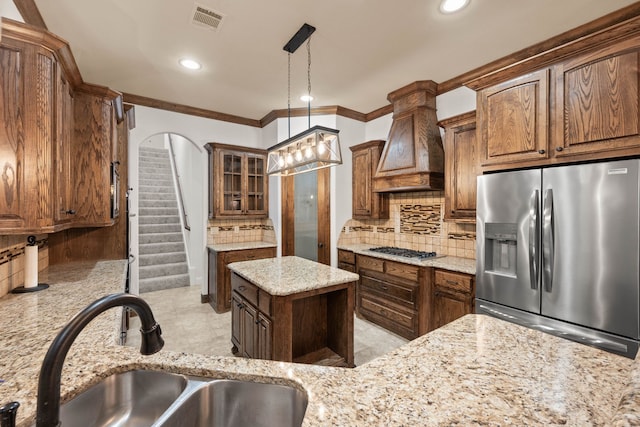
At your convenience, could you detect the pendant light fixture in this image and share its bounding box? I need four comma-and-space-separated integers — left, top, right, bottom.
266, 23, 342, 176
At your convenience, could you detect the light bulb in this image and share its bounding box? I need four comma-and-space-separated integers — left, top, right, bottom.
278, 155, 285, 168
317, 142, 326, 155
295, 149, 303, 162
305, 145, 314, 159
286, 152, 294, 165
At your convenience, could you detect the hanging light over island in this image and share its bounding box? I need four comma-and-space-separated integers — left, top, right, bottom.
266, 23, 342, 176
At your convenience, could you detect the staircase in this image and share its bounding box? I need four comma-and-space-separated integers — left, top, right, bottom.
138, 147, 190, 293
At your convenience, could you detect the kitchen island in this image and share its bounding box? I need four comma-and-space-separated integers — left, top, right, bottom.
1, 259, 639, 426
228, 256, 359, 367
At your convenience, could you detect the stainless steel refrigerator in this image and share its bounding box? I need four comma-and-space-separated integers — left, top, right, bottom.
476, 159, 640, 358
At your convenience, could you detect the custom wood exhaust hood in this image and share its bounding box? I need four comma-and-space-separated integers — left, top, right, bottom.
373, 81, 445, 192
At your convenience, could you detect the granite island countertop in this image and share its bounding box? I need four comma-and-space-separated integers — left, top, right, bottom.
228, 256, 359, 296
338, 243, 476, 275
1, 260, 639, 426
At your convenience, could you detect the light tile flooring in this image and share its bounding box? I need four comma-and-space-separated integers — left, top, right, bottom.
127, 286, 408, 366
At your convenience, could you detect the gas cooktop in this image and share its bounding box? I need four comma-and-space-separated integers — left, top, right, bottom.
368, 246, 438, 260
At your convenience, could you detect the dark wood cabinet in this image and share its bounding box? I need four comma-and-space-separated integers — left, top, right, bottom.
355, 254, 431, 340
337, 249, 356, 273
477, 69, 550, 168
205, 143, 268, 219
552, 36, 640, 159
473, 30, 640, 172
72, 89, 118, 227
349, 141, 389, 219
231, 271, 354, 367
431, 269, 474, 330
231, 290, 271, 360
0, 20, 121, 233
208, 246, 276, 313
439, 111, 478, 223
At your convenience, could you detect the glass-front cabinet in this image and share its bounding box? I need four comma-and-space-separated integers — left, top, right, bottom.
206, 143, 268, 219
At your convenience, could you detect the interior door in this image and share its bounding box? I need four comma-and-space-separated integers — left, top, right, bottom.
476, 169, 541, 313
541, 160, 640, 339
281, 168, 330, 264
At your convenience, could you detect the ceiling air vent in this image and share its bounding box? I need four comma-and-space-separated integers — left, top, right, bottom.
191, 3, 224, 31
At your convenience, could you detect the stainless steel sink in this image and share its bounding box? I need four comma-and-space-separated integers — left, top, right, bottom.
58, 370, 188, 427
155, 380, 308, 427
54, 370, 308, 427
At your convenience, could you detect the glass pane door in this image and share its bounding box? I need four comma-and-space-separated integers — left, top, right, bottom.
294, 171, 318, 261
222, 152, 242, 213
246, 155, 265, 212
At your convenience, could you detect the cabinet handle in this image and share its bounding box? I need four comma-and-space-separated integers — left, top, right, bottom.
381, 285, 388, 291
65, 209, 76, 215
255, 319, 261, 324
538, 149, 546, 154
445, 280, 459, 286
238, 286, 246, 291
555, 147, 563, 152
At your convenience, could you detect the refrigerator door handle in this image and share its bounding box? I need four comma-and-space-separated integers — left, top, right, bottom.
542, 189, 555, 292
528, 190, 539, 290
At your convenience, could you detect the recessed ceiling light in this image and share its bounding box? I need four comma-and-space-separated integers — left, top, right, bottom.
179, 58, 202, 70
439, 0, 470, 14
300, 95, 314, 102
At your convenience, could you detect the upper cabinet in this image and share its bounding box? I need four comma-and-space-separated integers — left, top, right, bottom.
0, 19, 123, 234
205, 143, 268, 219
477, 69, 550, 168
552, 37, 640, 159
350, 140, 389, 220
439, 111, 478, 223
471, 23, 640, 172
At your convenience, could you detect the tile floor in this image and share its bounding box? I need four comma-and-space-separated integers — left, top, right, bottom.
126, 285, 408, 366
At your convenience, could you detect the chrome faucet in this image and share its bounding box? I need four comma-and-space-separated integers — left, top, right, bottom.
36, 293, 164, 427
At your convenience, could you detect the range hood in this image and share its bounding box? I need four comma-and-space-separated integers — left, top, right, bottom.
373, 81, 444, 193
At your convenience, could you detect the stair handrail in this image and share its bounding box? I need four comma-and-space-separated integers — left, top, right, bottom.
167, 135, 191, 231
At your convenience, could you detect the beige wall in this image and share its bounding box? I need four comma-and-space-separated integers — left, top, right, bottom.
338, 191, 476, 259
0, 235, 49, 298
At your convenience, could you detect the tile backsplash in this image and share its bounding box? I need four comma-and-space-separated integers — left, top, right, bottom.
0, 235, 49, 298
338, 191, 476, 259
207, 218, 276, 245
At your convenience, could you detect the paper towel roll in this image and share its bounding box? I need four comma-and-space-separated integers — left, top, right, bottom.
24, 245, 38, 288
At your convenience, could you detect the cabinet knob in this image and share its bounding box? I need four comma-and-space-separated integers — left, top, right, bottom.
555, 147, 564, 152
66, 209, 76, 215
255, 319, 261, 324
538, 149, 546, 154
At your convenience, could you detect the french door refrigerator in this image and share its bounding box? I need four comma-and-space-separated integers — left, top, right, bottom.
476, 158, 640, 358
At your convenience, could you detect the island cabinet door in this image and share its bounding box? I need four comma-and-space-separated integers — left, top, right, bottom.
241, 303, 258, 359
257, 312, 272, 360
231, 293, 243, 353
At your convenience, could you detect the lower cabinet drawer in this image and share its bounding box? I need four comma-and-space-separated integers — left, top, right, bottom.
338, 262, 356, 273
232, 274, 258, 307
358, 294, 417, 339
360, 275, 417, 309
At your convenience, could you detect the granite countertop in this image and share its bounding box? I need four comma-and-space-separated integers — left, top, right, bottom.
207, 241, 277, 252
228, 256, 360, 296
1, 260, 639, 426
338, 243, 476, 275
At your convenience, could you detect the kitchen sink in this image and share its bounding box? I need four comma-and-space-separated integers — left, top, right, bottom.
156, 379, 308, 427
59, 370, 189, 427
54, 370, 308, 427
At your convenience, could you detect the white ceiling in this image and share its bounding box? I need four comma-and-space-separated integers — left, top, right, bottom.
33, 0, 639, 120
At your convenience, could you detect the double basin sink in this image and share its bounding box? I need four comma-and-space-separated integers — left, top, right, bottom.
57, 370, 308, 427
